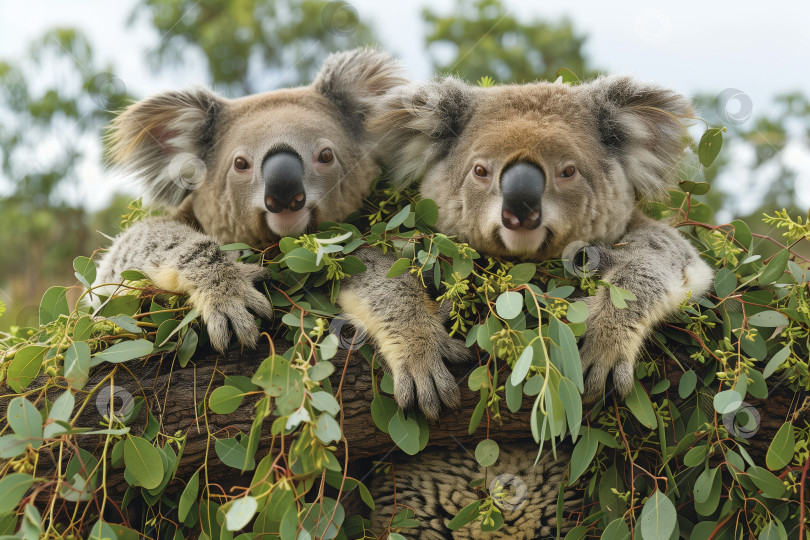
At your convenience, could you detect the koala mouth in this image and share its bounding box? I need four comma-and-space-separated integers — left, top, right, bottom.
265, 207, 316, 238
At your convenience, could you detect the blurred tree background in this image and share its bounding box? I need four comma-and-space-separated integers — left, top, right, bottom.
1, 0, 808, 331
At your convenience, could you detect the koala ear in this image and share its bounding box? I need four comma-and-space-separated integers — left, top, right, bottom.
107, 87, 223, 206
585, 75, 693, 200
369, 76, 475, 188
313, 48, 407, 137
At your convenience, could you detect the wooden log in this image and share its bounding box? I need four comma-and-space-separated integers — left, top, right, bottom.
3, 340, 804, 498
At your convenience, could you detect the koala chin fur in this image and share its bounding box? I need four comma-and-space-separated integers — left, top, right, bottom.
94, 48, 405, 353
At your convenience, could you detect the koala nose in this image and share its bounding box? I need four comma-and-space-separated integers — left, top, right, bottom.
500, 162, 544, 231
262, 151, 306, 213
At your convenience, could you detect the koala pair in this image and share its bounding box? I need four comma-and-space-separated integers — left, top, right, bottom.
97, 48, 712, 538
95, 48, 405, 352
98, 48, 712, 413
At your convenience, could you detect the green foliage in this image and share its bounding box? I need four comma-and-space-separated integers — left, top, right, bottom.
2, 166, 808, 537
423, 0, 594, 83
0, 27, 134, 332
764, 209, 810, 243
0, 5, 809, 538
130, 0, 375, 95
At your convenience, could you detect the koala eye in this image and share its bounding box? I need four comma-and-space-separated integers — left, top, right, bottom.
318, 148, 334, 164
560, 165, 577, 178
473, 164, 488, 178
234, 157, 251, 171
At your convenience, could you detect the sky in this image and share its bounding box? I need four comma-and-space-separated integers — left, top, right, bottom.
1, 0, 809, 212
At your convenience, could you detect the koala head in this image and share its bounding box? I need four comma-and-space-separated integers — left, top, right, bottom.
372, 75, 692, 260
109, 48, 405, 246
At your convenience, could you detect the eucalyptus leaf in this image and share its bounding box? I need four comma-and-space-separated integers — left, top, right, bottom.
698, 128, 723, 167
6, 345, 48, 392
759, 249, 789, 285
639, 491, 677, 540
388, 410, 421, 455
209, 385, 244, 415
123, 436, 164, 490
624, 379, 656, 429
474, 439, 499, 467
765, 422, 794, 471
40, 286, 69, 325
91, 339, 153, 366
496, 291, 523, 320
7, 396, 43, 440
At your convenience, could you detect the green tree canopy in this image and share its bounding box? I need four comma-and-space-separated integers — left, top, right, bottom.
131, 0, 376, 95
0, 29, 131, 330
422, 0, 594, 84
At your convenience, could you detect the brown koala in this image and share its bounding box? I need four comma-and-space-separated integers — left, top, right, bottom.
340, 75, 713, 420
348, 76, 714, 538
95, 49, 405, 352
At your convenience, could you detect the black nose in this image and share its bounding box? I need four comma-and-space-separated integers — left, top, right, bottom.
500, 162, 544, 230
262, 151, 306, 213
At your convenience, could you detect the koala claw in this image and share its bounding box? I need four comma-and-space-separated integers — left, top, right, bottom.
392, 361, 460, 422
192, 263, 273, 353
389, 335, 470, 421
579, 320, 644, 405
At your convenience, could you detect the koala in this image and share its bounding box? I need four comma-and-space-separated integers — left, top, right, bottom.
94, 49, 405, 352
341, 74, 714, 419
349, 75, 714, 538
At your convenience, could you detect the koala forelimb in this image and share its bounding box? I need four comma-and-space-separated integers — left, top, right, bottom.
95, 216, 272, 353
338, 248, 471, 420
577, 210, 714, 402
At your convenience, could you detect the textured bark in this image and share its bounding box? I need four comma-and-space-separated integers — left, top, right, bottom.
5, 341, 805, 497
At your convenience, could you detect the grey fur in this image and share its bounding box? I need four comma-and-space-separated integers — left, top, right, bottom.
341, 74, 713, 415
314, 47, 408, 137
95, 49, 405, 353
339, 249, 471, 420
351, 75, 713, 538
107, 87, 223, 206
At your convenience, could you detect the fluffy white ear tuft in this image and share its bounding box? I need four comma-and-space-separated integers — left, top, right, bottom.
107, 87, 223, 206
313, 48, 407, 137
584, 75, 693, 201
369, 76, 475, 188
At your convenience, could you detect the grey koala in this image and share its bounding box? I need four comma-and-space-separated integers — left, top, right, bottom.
95, 49, 405, 352
339, 75, 713, 420
348, 75, 714, 538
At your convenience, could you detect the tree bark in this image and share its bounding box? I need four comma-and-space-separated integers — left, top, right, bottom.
5, 341, 805, 496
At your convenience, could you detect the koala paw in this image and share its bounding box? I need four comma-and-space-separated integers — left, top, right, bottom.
387, 332, 471, 421
579, 315, 646, 405
189, 263, 273, 353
